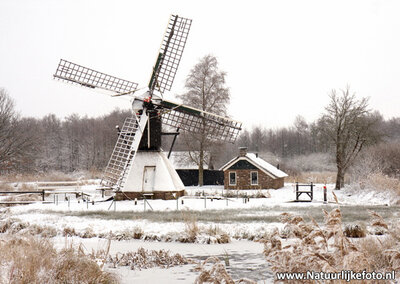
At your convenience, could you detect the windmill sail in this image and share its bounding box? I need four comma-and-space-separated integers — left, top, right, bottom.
148, 15, 192, 93
101, 112, 148, 190
54, 59, 138, 94
158, 100, 242, 143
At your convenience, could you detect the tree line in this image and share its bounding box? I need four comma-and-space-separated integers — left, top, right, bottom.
236, 112, 400, 159
1, 85, 399, 177
0, 88, 131, 174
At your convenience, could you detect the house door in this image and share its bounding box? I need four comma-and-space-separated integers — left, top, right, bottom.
142, 166, 156, 192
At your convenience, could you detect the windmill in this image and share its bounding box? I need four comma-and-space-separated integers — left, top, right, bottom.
53, 15, 242, 199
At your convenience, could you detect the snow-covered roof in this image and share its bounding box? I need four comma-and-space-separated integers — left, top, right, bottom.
219, 153, 288, 179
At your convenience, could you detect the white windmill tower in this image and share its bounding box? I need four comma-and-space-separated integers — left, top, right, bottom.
53, 15, 242, 199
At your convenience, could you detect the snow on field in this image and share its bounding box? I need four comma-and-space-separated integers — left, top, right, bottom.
1, 181, 398, 283
1, 182, 397, 242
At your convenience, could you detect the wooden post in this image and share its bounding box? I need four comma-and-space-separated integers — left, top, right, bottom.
310, 182, 314, 200
295, 182, 299, 201
42, 190, 45, 202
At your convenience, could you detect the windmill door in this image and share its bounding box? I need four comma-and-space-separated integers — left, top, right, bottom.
142, 166, 156, 192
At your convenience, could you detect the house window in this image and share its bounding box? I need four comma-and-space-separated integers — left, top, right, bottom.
250, 171, 258, 185
229, 172, 236, 186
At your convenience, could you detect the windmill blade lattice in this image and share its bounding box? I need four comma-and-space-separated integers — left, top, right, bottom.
148, 15, 192, 93
101, 112, 148, 190
54, 59, 138, 94
159, 100, 242, 143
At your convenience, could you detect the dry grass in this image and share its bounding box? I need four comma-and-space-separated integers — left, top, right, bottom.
263, 200, 400, 283
362, 173, 400, 195
115, 226, 144, 241
179, 212, 230, 244
63, 226, 78, 237
343, 223, 367, 238
0, 217, 57, 238
1, 170, 104, 183
108, 247, 193, 270
2, 171, 76, 182
183, 212, 200, 242
0, 182, 15, 191
0, 213, 228, 244
223, 190, 270, 198
19, 183, 36, 190
0, 236, 118, 284
2, 193, 41, 204
194, 257, 256, 284
80, 227, 96, 238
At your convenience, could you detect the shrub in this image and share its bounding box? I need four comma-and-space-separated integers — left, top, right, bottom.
0, 236, 118, 283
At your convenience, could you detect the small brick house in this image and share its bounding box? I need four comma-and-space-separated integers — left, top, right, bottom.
220, 147, 288, 190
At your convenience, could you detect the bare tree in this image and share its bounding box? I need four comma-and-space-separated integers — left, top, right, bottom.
0, 88, 36, 172
317, 87, 381, 189
177, 55, 230, 186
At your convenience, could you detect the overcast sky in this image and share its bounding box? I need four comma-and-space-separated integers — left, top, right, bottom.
0, 0, 399, 129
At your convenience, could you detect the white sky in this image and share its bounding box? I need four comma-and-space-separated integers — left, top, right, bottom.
0, 0, 399, 129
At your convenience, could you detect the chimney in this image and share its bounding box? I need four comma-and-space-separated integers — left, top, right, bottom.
239, 147, 248, 157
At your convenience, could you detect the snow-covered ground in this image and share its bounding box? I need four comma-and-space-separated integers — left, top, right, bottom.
1, 181, 399, 283
2, 182, 399, 244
